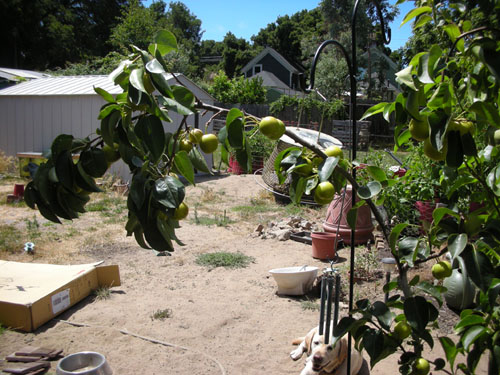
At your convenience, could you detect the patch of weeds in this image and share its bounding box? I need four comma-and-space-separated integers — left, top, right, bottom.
301, 300, 320, 311
232, 203, 275, 214
200, 187, 223, 203
151, 308, 172, 321
193, 206, 233, 227
196, 252, 255, 269
0, 323, 6, 335
2, 197, 26, 208
93, 287, 111, 301
0, 224, 24, 253
65, 227, 81, 238
43, 221, 55, 227
284, 203, 309, 216
86, 196, 126, 213
24, 215, 41, 240
103, 215, 126, 225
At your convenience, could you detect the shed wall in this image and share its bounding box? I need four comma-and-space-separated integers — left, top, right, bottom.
0, 95, 214, 181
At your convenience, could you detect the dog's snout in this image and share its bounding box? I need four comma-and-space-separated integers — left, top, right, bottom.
313, 354, 323, 363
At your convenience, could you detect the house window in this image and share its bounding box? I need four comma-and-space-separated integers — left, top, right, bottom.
253, 64, 262, 75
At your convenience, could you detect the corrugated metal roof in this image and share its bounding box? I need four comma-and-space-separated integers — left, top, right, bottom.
0, 75, 123, 96
0, 67, 51, 81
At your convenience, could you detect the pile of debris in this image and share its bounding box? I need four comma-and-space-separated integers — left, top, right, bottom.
253, 216, 320, 241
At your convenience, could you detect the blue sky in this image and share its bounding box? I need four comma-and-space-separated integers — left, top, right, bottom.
144, 1, 414, 51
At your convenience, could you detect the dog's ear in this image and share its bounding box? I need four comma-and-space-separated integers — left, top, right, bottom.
304, 328, 317, 355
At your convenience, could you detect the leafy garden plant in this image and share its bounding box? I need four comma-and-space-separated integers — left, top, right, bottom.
334, 1, 500, 374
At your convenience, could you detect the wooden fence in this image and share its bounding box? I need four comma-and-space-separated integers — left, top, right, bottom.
212, 100, 395, 148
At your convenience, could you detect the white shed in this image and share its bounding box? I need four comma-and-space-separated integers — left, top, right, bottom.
0, 74, 216, 180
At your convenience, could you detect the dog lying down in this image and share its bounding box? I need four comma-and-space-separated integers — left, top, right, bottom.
290, 324, 364, 375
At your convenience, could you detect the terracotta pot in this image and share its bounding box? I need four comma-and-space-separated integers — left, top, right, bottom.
322, 185, 374, 245
311, 232, 339, 260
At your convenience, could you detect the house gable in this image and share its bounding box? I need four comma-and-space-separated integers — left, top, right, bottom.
241, 47, 301, 89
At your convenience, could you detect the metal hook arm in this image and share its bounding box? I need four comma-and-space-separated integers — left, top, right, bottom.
304, 39, 353, 93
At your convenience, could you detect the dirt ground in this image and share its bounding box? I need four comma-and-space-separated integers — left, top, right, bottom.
0, 173, 489, 374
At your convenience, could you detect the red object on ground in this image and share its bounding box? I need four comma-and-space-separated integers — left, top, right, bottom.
394, 168, 407, 177
415, 200, 437, 223
13, 184, 24, 197
228, 156, 244, 175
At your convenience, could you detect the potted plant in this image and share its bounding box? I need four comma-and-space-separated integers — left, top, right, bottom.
228, 127, 274, 174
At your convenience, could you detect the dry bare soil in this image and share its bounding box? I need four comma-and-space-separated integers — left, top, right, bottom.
0, 173, 488, 374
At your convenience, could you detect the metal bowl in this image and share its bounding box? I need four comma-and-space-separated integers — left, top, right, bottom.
56, 352, 112, 375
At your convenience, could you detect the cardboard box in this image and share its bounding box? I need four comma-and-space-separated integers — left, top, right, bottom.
0, 261, 120, 332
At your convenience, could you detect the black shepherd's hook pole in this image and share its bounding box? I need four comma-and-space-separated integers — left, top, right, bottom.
347, 2, 391, 374
303, 1, 390, 373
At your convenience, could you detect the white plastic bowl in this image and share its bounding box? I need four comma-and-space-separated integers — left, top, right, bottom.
269, 266, 319, 295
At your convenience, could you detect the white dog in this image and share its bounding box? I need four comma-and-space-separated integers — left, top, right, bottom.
290, 324, 363, 375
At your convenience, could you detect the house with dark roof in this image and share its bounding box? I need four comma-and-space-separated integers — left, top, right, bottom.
241, 47, 303, 91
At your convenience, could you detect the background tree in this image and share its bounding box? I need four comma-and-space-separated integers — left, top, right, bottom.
0, 0, 126, 69
221, 32, 255, 78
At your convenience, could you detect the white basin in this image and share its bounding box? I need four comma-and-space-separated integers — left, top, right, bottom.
269, 266, 319, 295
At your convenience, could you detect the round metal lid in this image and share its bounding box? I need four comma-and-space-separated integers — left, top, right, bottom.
280, 127, 343, 149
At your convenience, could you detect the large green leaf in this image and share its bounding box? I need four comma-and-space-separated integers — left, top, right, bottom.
455, 314, 486, 332
370, 301, 393, 330
227, 116, 245, 149
366, 166, 387, 182
444, 24, 464, 52
360, 102, 387, 120
79, 148, 108, 178
153, 176, 185, 209
357, 181, 382, 199
130, 68, 147, 93
318, 156, 338, 182
469, 102, 500, 127
439, 336, 458, 370
75, 162, 102, 193
100, 110, 121, 147
226, 108, 244, 126
154, 30, 177, 56
150, 72, 173, 99
51, 134, 74, 160
94, 87, 115, 103
486, 164, 500, 196
461, 325, 487, 350
462, 245, 494, 292
188, 147, 211, 174
404, 296, 430, 333
347, 207, 358, 230
290, 175, 306, 205
129, 172, 148, 210
395, 66, 417, 91
432, 207, 460, 226
447, 233, 468, 261
134, 115, 165, 163
362, 329, 386, 367
415, 281, 445, 306
446, 130, 464, 168
174, 151, 195, 185
55, 151, 76, 190
172, 85, 195, 112
401, 6, 432, 26
389, 223, 409, 255
397, 236, 419, 266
